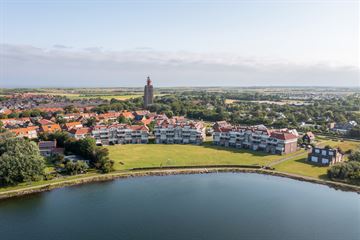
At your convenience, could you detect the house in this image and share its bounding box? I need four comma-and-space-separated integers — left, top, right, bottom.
154, 118, 206, 145
97, 112, 121, 122
213, 122, 298, 155
134, 110, 150, 121
64, 121, 83, 131
331, 121, 358, 134
120, 111, 135, 120
38, 119, 55, 126
92, 124, 149, 145
308, 147, 344, 165
69, 127, 91, 140
10, 126, 38, 139
302, 132, 315, 144
40, 123, 62, 133
38, 140, 57, 157
0, 117, 31, 127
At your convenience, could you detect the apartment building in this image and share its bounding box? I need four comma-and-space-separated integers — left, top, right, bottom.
308, 147, 343, 165
154, 118, 206, 145
92, 124, 149, 145
213, 122, 298, 154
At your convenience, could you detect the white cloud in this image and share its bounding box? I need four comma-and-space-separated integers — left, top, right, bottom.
0, 44, 359, 87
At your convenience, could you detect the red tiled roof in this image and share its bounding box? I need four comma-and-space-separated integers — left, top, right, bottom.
69, 127, 91, 135
10, 126, 38, 135
270, 132, 298, 140
38, 119, 55, 125
40, 124, 61, 133
65, 121, 82, 129
130, 125, 149, 131
121, 111, 135, 119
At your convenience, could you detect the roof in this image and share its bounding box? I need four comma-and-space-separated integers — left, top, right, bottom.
65, 121, 82, 129
40, 123, 61, 133
270, 132, 298, 140
10, 126, 38, 135
69, 127, 91, 135
39, 140, 57, 149
121, 111, 135, 119
130, 125, 149, 131
305, 131, 315, 139
38, 119, 55, 125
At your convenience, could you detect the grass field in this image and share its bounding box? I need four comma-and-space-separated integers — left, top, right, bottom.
316, 139, 360, 152
273, 139, 360, 179
107, 144, 303, 171
273, 153, 329, 179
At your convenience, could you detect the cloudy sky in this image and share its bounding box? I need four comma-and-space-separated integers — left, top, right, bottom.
0, 0, 359, 87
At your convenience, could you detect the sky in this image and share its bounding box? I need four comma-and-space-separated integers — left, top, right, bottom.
0, 0, 359, 88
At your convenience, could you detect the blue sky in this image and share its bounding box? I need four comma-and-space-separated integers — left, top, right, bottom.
1, 0, 359, 87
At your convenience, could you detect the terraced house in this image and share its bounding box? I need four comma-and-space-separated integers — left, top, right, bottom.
92, 124, 149, 145
213, 122, 298, 154
154, 118, 206, 144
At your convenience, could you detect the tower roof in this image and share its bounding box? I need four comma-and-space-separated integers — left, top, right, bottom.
147, 76, 152, 85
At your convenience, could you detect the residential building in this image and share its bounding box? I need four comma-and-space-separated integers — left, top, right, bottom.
38, 140, 60, 157
0, 117, 31, 127
40, 123, 62, 133
10, 126, 38, 139
120, 111, 135, 120
69, 127, 91, 140
154, 118, 206, 144
302, 132, 315, 144
92, 124, 149, 145
143, 76, 154, 108
64, 121, 83, 131
213, 123, 298, 154
308, 147, 344, 165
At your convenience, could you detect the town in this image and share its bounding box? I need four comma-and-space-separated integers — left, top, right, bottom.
0, 78, 359, 191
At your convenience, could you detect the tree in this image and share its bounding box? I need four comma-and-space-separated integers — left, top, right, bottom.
84, 117, 97, 127
348, 151, 360, 162
0, 138, 45, 185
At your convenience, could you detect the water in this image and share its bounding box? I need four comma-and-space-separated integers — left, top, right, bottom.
0, 173, 359, 240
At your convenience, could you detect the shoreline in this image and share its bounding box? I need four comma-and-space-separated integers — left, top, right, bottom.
1, 167, 359, 200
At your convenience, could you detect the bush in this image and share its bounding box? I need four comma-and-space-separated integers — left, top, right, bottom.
328, 161, 360, 182
65, 161, 89, 175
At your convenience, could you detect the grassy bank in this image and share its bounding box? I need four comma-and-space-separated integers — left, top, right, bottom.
107, 144, 303, 170
1, 140, 360, 197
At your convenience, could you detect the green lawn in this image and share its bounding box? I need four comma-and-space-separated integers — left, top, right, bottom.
273, 153, 329, 179
107, 144, 303, 170
317, 139, 360, 152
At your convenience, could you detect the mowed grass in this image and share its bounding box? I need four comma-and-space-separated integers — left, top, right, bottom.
107, 144, 302, 170
274, 140, 360, 179
273, 153, 329, 179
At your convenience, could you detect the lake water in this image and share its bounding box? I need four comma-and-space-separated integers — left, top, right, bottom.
0, 173, 359, 240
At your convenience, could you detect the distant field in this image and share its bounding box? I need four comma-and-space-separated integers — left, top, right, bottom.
107, 144, 303, 171
316, 139, 360, 152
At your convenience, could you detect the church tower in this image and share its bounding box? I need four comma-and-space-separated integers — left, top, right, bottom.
143, 76, 154, 108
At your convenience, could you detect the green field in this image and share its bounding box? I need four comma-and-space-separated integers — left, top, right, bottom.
317, 139, 360, 152
273, 139, 360, 179
107, 144, 303, 170
273, 153, 328, 179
